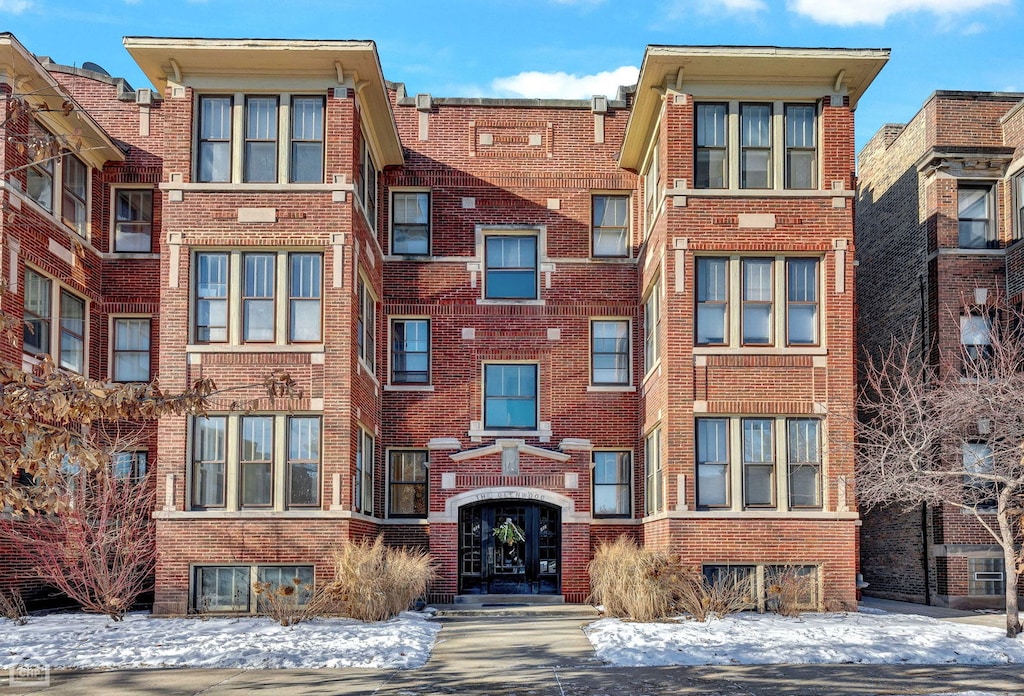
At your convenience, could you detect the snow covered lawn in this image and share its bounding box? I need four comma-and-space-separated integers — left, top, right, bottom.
585, 610, 1024, 666
1, 611, 440, 670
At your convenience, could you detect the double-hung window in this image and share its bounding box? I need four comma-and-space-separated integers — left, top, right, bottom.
112, 451, 148, 481
390, 318, 429, 385
485, 235, 537, 300
290, 97, 325, 183
196, 95, 326, 184
190, 414, 321, 511
62, 155, 88, 235
357, 275, 377, 370
962, 440, 996, 507
786, 259, 819, 345
696, 103, 728, 189
112, 317, 151, 382
787, 419, 822, 508
388, 450, 428, 518
696, 257, 727, 345
785, 105, 817, 189
742, 419, 775, 507
55, 290, 85, 372
1014, 173, 1024, 241
26, 156, 54, 212
644, 428, 663, 515
697, 257, 820, 348
697, 418, 730, 508
958, 184, 995, 248
23, 269, 52, 355
244, 96, 278, 183
644, 280, 661, 372
193, 251, 322, 345
198, 96, 232, 183
484, 363, 537, 430
960, 313, 993, 365
740, 104, 771, 189
23, 269, 88, 374
593, 450, 631, 518
391, 192, 430, 255
592, 194, 629, 257
741, 258, 773, 345
696, 416, 823, 511
355, 428, 374, 515
358, 140, 378, 230
192, 416, 227, 509
591, 319, 629, 386
113, 189, 153, 253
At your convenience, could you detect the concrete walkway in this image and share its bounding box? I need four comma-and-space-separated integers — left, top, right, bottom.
4, 602, 1023, 695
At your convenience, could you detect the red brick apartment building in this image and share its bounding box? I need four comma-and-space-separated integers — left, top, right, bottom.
858, 91, 1024, 609
0, 33, 889, 612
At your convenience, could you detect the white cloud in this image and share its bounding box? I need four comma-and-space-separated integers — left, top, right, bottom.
788, 0, 1009, 26
717, 0, 767, 10
0, 0, 31, 13
491, 65, 639, 99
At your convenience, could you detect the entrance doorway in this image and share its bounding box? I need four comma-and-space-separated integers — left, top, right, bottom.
458, 501, 560, 595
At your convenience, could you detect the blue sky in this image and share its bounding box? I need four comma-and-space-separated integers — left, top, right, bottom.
2, 0, 1022, 154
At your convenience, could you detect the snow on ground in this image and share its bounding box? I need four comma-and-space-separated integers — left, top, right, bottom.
585, 611, 1024, 667
1, 611, 440, 670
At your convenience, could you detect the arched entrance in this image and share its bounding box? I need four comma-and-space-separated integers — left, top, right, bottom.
458, 500, 561, 595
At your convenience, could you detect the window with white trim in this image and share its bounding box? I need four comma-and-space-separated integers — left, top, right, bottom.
643, 137, 661, 231
644, 428, 663, 515
960, 313, 992, 366
112, 189, 153, 253
696, 416, 822, 510
592, 194, 630, 257
390, 318, 429, 385
695, 101, 819, 191
354, 427, 374, 515
593, 450, 631, 518
357, 275, 377, 370
391, 191, 430, 255
388, 450, 428, 518
356, 139, 378, 230
23, 269, 87, 374
484, 363, 538, 430
196, 94, 325, 184
1013, 173, 1024, 241
22, 143, 91, 237
190, 414, 321, 511
193, 565, 313, 613
485, 235, 538, 300
643, 279, 661, 373
192, 251, 322, 346
958, 184, 995, 248
695, 256, 821, 348
112, 317, 151, 382
591, 319, 630, 386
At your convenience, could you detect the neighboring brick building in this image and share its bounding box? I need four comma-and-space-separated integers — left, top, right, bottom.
2, 34, 889, 612
0, 33, 161, 603
857, 90, 1024, 609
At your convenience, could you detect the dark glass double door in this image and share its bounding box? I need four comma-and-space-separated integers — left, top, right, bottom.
458, 501, 560, 595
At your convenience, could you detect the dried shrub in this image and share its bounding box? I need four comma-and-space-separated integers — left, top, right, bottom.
765, 566, 816, 617
252, 576, 339, 627
675, 572, 753, 622
320, 537, 434, 623
588, 537, 690, 621
0, 589, 28, 625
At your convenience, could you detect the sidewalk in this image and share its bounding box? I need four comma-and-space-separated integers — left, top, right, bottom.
3, 604, 1022, 695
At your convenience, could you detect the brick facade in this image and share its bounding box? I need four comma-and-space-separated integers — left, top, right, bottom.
2, 36, 888, 613
857, 90, 1024, 609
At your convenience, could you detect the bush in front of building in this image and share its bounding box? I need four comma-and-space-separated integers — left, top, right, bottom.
589, 537, 752, 622
321, 537, 434, 623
